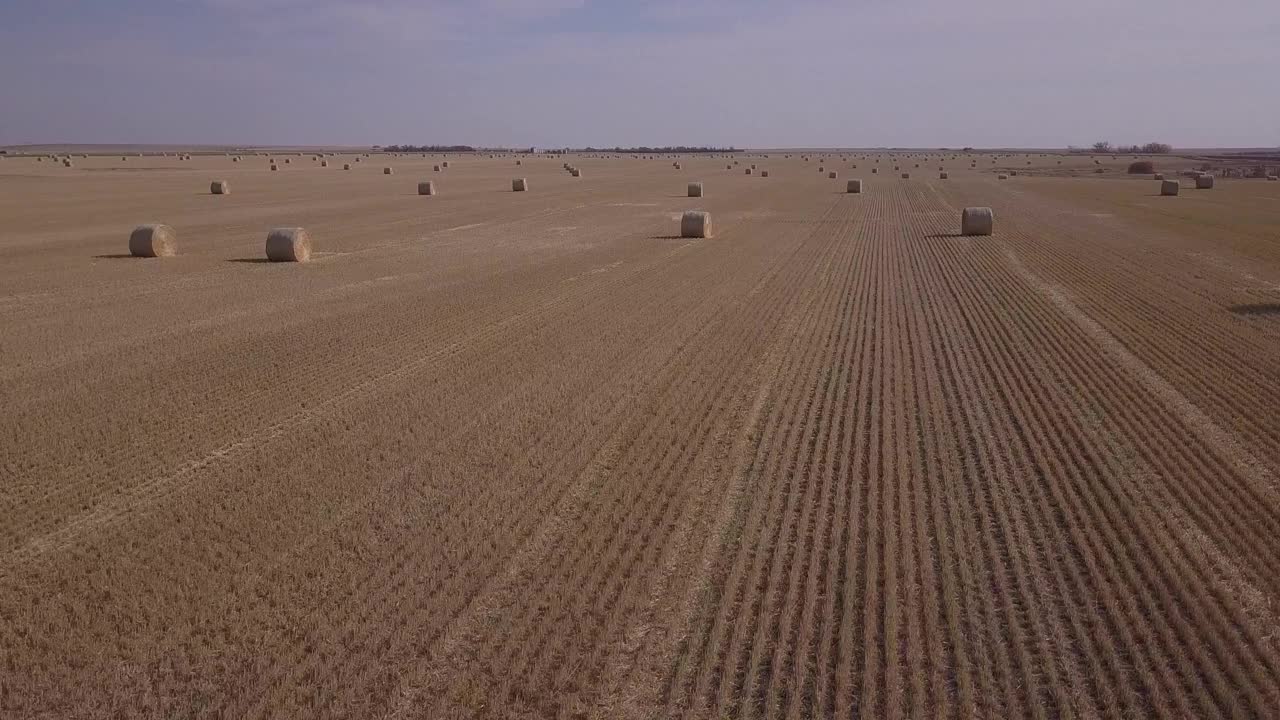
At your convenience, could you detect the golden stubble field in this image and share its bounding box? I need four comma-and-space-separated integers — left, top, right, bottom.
2, 148, 1280, 719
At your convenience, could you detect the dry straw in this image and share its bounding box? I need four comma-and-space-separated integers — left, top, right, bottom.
961, 207, 994, 236
129, 224, 177, 257
265, 227, 312, 262
681, 211, 712, 238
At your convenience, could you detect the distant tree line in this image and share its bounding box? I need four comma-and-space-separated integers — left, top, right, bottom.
1085, 141, 1173, 154
551, 146, 739, 154
383, 144, 476, 153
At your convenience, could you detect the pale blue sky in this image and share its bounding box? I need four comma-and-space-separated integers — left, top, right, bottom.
3, 0, 1277, 148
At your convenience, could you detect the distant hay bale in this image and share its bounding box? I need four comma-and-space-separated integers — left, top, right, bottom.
210, 180, 230, 195
512, 178, 528, 191
343, 163, 351, 170
321, 160, 329, 167
871, 168, 878, 174
1010, 170, 1018, 176
571, 168, 582, 177
384, 167, 394, 175
284, 158, 291, 164
901, 173, 910, 179
828, 171, 838, 179
961, 207, 994, 236
265, 227, 312, 262
270, 164, 279, 171
745, 168, 752, 175
63, 160, 73, 167
1268, 175, 1278, 181
681, 211, 712, 238
1153, 173, 1164, 180
1094, 168, 1105, 174
939, 172, 948, 179
726, 164, 732, 169
998, 173, 1009, 180
688, 182, 704, 197
819, 166, 825, 173
418, 181, 436, 195
434, 165, 441, 171
1160, 180, 1180, 196
675, 163, 682, 169
129, 224, 178, 257
232, 156, 240, 162
847, 179, 863, 193
516, 160, 522, 165
1195, 174, 1214, 189
761, 170, 769, 177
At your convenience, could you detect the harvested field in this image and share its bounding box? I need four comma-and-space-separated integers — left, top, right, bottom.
2, 151, 1280, 718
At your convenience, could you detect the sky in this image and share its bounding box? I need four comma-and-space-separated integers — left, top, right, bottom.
2, 0, 1278, 149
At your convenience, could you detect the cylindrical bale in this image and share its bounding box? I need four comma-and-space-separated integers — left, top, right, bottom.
961, 207, 994, 236
761, 170, 769, 178
745, 168, 752, 175
516, 160, 522, 165
681, 211, 712, 238
265, 227, 312, 262
998, 173, 1009, 179
434, 165, 441, 171
901, 173, 911, 179
512, 178, 528, 191
320, 160, 328, 167
828, 171, 838, 179
570, 168, 582, 177
284, 158, 291, 164
1160, 180, 1180, 196
442, 161, 449, 168
939, 172, 949, 179
688, 182, 704, 197
270, 164, 279, 171
871, 168, 877, 174
847, 179, 863, 193
384, 167, 394, 175
1196, 174, 1214, 189
1153, 173, 1164, 180
343, 163, 351, 170
210, 180, 230, 195
418, 181, 436, 195
128, 224, 178, 257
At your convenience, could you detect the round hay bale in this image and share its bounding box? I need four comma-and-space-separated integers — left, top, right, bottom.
442, 161, 449, 168
129, 224, 178, 257
516, 160, 522, 165
681, 211, 712, 238
1267, 175, 1278, 181
1153, 173, 1164, 180
265, 227, 312, 262
321, 160, 328, 167
210, 180, 230, 195
1196, 174, 1214, 189
1160, 180, 1180, 196
847, 179, 863, 193
1010, 170, 1018, 176
688, 182, 704, 197
512, 178, 528, 191
384, 167, 394, 175
901, 173, 910, 179
232, 156, 240, 163
418, 181, 436, 196
998, 173, 1009, 180
961, 207, 994, 236
828, 171, 838, 179
939, 172, 949, 179
434, 165, 441, 171
1094, 168, 1105, 174
745, 168, 752, 175
871, 168, 878, 174
270, 164, 279, 171
343, 163, 351, 170
761, 170, 770, 178
284, 158, 291, 164
570, 168, 582, 177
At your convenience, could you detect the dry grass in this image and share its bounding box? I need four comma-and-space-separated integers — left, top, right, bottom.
3, 150, 1279, 720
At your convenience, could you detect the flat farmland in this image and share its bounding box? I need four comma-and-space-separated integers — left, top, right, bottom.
2, 150, 1279, 719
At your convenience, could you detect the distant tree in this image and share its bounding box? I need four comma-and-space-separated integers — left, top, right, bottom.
1141, 142, 1173, 154
1092, 141, 1113, 153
